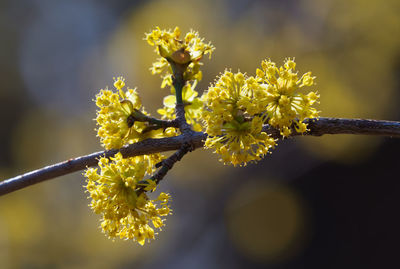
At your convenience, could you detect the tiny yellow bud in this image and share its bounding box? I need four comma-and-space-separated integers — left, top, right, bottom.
281, 126, 292, 137
113, 76, 125, 90
173, 26, 181, 38
302, 73, 314, 86
296, 122, 308, 133
284, 58, 296, 70
158, 45, 170, 58
256, 68, 264, 78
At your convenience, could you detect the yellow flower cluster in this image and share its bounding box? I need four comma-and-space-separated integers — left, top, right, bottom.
85, 25, 321, 244
84, 153, 171, 245
145, 26, 215, 88
157, 83, 203, 132
89, 76, 174, 244
202, 71, 277, 166
202, 59, 319, 166
96, 77, 170, 150
145, 27, 214, 132
256, 58, 319, 136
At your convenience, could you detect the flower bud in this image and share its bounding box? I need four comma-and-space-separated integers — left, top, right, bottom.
170, 48, 191, 64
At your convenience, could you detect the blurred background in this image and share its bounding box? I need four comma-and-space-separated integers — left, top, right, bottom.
1, 0, 400, 268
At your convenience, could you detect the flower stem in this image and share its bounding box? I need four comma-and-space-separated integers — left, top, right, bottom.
131, 110, 179, 129
168, 60, 192, 133
169, 61, 187, 105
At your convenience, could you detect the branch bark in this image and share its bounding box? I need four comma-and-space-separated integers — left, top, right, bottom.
1, 117, 399, 196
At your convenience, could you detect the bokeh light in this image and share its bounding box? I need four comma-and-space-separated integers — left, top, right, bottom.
225, 180, 308, 263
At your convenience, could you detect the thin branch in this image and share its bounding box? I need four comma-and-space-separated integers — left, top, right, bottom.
0, 133, 206, 196
152, 143, 193, 184
135, 143, 192, 195
305, 118, 400, 137
169, 60, 192, 133
262, 118, 400, 138
1, 117, 399, 196
130, 109, 179, 130
175, 103, 192, 133
138, 113, 179, 128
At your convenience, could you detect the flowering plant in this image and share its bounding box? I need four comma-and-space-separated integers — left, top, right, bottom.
84, 27, 319, 244
1, 26, 398, 246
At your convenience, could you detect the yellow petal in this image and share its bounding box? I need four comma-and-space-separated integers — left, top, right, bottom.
157, 108, 167, 115
182, 85, 198, 102
163, 95, 176, 108
126, 89, 142, 108
120, 100, 134, 115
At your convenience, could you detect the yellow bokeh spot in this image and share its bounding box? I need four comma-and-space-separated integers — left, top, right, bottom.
225, 181, 308, 263
0, 196, 44, 244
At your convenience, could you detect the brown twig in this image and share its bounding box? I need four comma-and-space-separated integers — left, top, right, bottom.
153, 143, 193, 184
0, 117, 399, 196
169, 60, 193, 134
135, 143, 193, 195
262, 118, 400, 138
175, 103, 192, 133
131, 110, 179, 129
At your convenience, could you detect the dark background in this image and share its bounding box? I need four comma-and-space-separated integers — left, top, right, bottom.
0, 0, 399, 268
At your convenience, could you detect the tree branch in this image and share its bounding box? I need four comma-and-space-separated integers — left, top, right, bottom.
152, 143, 193, 184
135, 143, 192, 195
170, 60, 192, 134
133, 112, 179, 129
1, 117, 399, 196
261, 118, 400, 138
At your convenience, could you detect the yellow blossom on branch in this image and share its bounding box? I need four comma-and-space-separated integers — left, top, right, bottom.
202, 71, 276, 166
256, 58, 320, 136
95, 77, 170, 150
145, 26, 215, 88
85, 26, 321, 244
157, 83, 203, 132
84, 152, 171, 245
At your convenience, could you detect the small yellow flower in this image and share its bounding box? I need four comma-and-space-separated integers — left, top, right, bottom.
157, 83, 203, 131
113, 76, 125, 90
256, 58, 320, 136
96, 77, 169, 150
145, 26, 215, 88
84, 153, 171, 245
202, 70, 276, 166
141, 178, 157, 192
